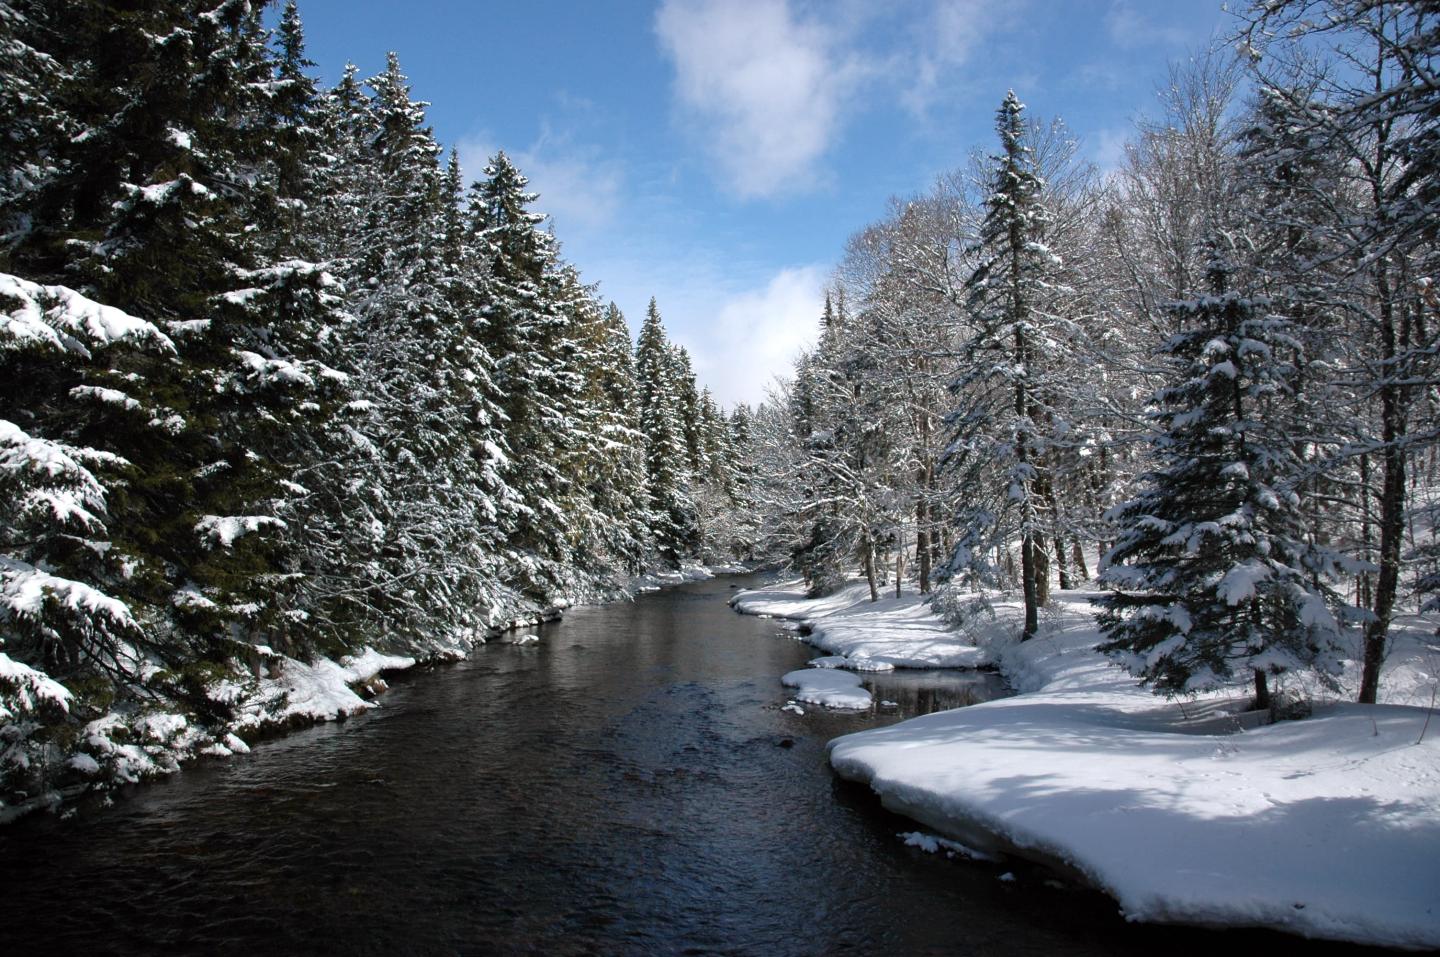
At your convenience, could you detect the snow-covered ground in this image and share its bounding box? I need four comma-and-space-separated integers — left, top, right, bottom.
738, 579, 1440, 950
732, 579, 988, 669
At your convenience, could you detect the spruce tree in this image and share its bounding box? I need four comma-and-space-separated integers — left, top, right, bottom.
634, 299, 696, 563
471, 151, 584, 594
952, 91, 1062, 637
1096, 249, 1349, 704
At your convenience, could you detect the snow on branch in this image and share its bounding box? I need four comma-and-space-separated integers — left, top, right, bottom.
0, 271, 174, 357
195, 515, 288, 548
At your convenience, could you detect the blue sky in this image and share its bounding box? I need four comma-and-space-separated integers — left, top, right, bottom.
289, 0, 1231, 406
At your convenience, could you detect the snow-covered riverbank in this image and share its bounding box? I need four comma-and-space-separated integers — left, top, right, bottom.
3, 561, 743, 824
734, 580, 1440, 950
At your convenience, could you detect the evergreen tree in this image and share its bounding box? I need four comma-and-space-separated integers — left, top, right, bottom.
1096, 250, 1350, 704
471, 150, 584, 594
951, 91, 1063, 638
634, 299, 696, 563
567, 295, 651, 573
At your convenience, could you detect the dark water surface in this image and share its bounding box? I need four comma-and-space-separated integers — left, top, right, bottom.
0, 575, 1384, 955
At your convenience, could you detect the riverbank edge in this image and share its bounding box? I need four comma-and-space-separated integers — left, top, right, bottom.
2, 561, 754, 825
732, 579, 1440, 952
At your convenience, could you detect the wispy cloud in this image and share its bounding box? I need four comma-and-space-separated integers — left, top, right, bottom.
1086, 126, 1130, 176
654, 0, 865, 200
900, 0, 1012, 116
586, 250, 826, 407
1104, 0, 1192, 50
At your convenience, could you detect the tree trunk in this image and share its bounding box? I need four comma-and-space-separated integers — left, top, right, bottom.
1361, 412, 1406, 703
1071, 540, 1089, 581
1020, 531, 1039, 639
1358, 452, 1373, 609
895, 544, 903, 599
1054, 535, 1071, 590
1254, 669, 1271, 712
916, 489, 931, 594
864, 535, 880, 603
1032, 538, 1050, 607
1360, 263, 1410, 704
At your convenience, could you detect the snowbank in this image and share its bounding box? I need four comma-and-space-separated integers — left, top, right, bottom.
627, 560, 725, 593
781, 668, 872, 710
732, 579, 989, 670
231, 646, 418, 731
825, 589, 1440, 950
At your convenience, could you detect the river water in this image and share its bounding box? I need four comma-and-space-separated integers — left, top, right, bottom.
0, 575, 1381, 955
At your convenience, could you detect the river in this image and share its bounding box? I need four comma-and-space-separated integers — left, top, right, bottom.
0, 574, 1380, 955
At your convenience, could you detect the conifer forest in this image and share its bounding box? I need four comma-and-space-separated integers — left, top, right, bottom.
1, 2, 1438, 948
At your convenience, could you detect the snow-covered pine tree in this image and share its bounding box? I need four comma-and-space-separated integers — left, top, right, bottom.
325, 53, 514, 640
951, 91, 1064, 638
1096, 246, 1351, 705
1237, 0, 1440, 702
0, 275, 173, 794
566, 294, 652, 574
0, 0, 78, 248
266, 1, 322, 249
634, 298, 697, 564
722, 403, 762, 562
470, 150, 585, 596
670, 345, 708, 479
0, 1, 369, 690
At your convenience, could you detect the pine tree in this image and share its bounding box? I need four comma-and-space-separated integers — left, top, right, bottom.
951, 91, 1063, 638
1096, 249, 1350, 703
471, 151, 584, 594
566, 295, 652, 573
634, 299, 696, 563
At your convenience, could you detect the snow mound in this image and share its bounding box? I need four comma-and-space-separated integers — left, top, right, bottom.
735, 579, 988, 669
781, 668, 872, 710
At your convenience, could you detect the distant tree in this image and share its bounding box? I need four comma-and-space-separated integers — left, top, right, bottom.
634, 299, 697, 563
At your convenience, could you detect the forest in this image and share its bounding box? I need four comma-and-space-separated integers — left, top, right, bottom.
0, 0, 757, 811
746, 5, 1439, 712
2, 0, 1437, 826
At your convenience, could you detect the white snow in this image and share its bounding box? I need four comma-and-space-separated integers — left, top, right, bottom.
823, 588, 1440, 950
68, 385, 141, 411
0, 271, 173, 357
194, 514, 287, 547
0, 650, 73, 718
231, 645, 418, 733
781, 668, 872, 710
338, 648, 416, 684
1, 556, 135, 633
235, 350, 313, 388
733, 578, 988, 669
899, 830, 999, 861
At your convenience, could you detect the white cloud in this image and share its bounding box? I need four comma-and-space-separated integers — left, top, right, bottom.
694, 265, 827, 407
1088, 127, 1129, 175
1104, 0, 1191, 50
655, 0, 862, 200
900, 0, 1002, 116
579, 252, 826, 408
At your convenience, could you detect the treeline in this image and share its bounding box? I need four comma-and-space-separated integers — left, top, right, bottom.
752, 2, 1438, 705
0, 1, 753, 797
